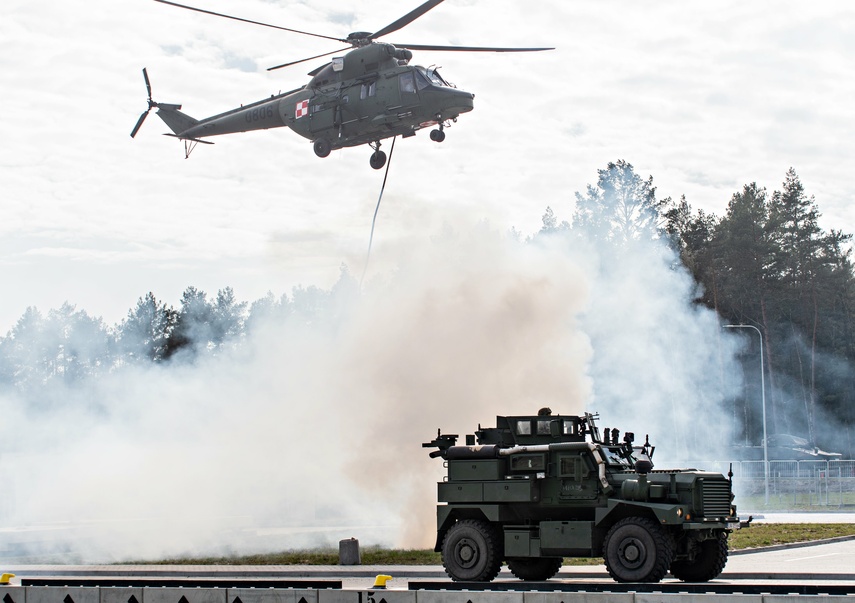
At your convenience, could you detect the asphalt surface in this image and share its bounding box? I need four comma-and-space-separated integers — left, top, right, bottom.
4, 537, 855, 590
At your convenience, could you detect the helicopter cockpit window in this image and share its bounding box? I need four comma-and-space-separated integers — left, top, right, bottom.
399, 72, 416, 94
422, 67, 449, 87
414, 69, 431, 91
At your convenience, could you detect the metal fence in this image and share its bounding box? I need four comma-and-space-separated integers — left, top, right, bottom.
685, 459, 855, 507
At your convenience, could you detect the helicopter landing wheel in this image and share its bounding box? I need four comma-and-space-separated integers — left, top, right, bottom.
369, 150, 387, 170
313, 138, 331, 158
430, 128, 446, 143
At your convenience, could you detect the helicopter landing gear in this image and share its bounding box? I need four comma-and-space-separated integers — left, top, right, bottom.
430, 127, 446, 143
370, 150, 387, 170
369, 141, 387, 170
313, 138, 331, 158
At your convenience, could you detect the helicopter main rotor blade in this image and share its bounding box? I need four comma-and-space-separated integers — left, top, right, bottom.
267, 46, 352, 72
143, 67, 152, 100
394, 43, 554, 52
369, 0, 446, 40
153, 0, 346, 43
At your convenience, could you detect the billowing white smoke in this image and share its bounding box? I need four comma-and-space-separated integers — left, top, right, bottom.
0, 217, 742, 563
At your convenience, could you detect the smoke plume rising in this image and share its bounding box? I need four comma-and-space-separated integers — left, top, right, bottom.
0, 216, 742, 562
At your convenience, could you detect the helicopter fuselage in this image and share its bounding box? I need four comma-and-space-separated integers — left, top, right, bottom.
170, 44, 473, 160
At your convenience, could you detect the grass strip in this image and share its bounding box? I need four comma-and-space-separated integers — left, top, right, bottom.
128, 523, 855, 566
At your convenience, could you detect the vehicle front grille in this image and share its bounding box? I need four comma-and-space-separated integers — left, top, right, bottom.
699, 478, 731, 517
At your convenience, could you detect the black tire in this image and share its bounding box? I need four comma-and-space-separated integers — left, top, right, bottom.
507, 557, 563, 581
670, 533, 728, 582
369, 150, 387, 169
313, 138, 331, 158
441, 519, 503, 582
603, 517, 673, 583
430, 129, 446, 142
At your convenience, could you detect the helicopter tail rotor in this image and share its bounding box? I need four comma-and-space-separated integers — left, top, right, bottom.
130, 67, 158, 138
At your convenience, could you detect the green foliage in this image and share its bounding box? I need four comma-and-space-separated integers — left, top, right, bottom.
729, 523, 855, 550
662, 168, 855, 453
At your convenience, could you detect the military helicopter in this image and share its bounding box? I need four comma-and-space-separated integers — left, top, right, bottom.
131, 0, 552, 168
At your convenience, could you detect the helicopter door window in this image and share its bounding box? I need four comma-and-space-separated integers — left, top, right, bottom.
399, 72, 416, 94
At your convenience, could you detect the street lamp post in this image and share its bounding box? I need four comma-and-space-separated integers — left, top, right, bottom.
724, 324, 768, 506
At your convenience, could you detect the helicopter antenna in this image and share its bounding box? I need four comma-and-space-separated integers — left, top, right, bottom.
360, 136, 397, 289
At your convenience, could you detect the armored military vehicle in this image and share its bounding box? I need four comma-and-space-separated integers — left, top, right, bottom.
423, 410, 742, 583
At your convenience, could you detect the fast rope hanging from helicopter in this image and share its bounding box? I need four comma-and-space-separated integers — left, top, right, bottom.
359, 136, 397, 289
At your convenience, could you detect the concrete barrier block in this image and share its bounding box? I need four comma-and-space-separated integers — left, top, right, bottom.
317, 591, 358, 603
26, 587, 100, 603
338, 540, 360, 566
227, 588, 295, 603
0, 587, 24, 603
416, 591, 524, 603
100, 587, 144, 603
234, 591, 316, 603
763, 597, 853, 603
142, 588, 226, 603
637, 594, 761, 603
525, 592, 633, 603
340, 592, 415, 603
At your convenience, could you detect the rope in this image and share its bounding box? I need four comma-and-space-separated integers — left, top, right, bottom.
360, 136, 396, 288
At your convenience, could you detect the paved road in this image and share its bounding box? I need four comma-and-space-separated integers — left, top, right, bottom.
4, 538, 855, 590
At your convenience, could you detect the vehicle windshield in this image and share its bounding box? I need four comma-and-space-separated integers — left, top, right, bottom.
603, 447, 636, 469
418, 66, 450, 87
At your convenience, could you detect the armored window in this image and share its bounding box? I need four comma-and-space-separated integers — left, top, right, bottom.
536, 420, 551, 435
400, 72, 416, 94
558, 455, 577, 477
516, 420, 532, 435
562, 420, 578, 436
510, 454, 545, 471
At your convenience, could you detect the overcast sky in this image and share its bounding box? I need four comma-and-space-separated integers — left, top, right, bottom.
2, 0, 853, 331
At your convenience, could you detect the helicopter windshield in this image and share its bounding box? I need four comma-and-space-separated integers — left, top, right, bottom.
418, 66, 450, 87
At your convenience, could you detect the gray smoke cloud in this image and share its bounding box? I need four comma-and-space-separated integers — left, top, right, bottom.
0, 214, 744, 563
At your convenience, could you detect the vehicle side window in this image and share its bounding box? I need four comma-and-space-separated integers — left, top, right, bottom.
559, 455, 577, 477
510, 454, 545, 471
516, 420, 532, 435
399, 72, 415, 94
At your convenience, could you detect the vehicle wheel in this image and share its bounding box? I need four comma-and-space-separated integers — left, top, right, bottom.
430, 128, 446, 142
313, 138, 331, 158
670, 532, 728, 582
369, 150, 387, 169
603, 517, 673, 583
507, 557, 563, 581
441, 519, 503, 582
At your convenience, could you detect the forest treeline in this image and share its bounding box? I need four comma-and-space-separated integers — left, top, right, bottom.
1, 161, 852, 453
